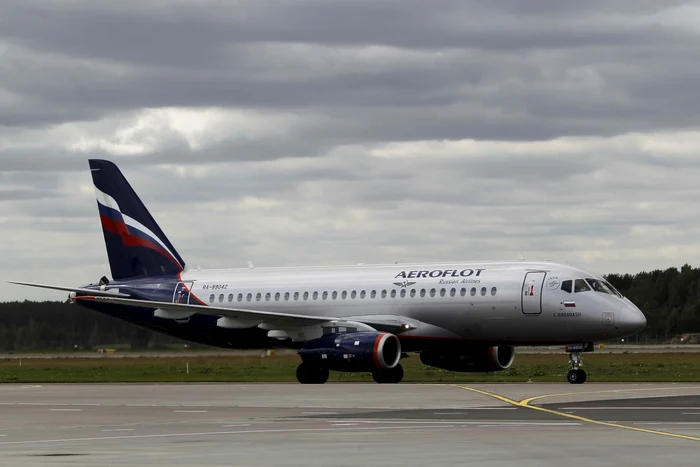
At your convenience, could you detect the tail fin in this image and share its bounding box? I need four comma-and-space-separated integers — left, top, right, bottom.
89, 159, 185, 280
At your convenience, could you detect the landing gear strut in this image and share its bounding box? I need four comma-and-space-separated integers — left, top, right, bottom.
372, 364, 404, 384
566, 351, 587, 384
296, 362, 329, 384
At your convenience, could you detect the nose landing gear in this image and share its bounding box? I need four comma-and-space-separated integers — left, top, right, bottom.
565, 343, 593, 384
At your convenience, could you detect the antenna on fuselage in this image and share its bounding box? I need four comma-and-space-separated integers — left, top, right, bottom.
519, 252, 526, 261
247, 261, 255, 269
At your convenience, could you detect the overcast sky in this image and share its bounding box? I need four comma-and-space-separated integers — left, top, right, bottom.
2, 0, 700, 301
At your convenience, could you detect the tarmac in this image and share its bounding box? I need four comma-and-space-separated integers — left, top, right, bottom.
0, 383, 699, 466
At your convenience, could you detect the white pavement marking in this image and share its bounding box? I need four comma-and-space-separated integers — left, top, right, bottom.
302, 412, 338, 415
174, 410, 208, 413
50, 409, 82, 412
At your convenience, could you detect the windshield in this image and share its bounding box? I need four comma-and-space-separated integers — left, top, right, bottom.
585, 278, 617, 296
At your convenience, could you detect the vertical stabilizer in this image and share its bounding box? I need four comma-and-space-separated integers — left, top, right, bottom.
89, 159, 185, 280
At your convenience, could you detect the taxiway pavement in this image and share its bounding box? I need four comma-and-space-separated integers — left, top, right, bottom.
0, 383, 698, 466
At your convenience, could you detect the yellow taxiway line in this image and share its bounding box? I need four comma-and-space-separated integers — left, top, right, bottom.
453, 385, 700, 442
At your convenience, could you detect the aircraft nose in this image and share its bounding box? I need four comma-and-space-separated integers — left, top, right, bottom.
619, 303, 647, 335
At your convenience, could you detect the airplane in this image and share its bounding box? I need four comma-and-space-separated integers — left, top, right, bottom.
8, 159, 647, 385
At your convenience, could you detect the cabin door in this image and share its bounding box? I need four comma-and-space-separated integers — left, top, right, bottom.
521, 271, 546, 315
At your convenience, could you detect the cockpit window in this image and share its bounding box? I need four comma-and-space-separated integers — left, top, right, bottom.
603, 280, 622, 297
585, 278, 617, 295
574, 279, 591, 293
561, 280, 572, 293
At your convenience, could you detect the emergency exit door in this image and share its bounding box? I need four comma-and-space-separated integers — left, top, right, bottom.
522, 271, 546, 315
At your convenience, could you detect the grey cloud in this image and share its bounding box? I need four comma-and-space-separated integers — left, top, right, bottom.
3, 1, 700, 300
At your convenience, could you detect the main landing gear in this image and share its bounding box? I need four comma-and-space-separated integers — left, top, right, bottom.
565, 343, 592, 384
295, 362, 405, 384
296, 362, 329, 384
372, 364, 404, 384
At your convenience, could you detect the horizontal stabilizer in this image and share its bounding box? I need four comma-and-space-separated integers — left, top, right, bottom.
6, 281, 130, 297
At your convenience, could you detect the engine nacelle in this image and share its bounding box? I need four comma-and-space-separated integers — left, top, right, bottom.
420, 346, 516, 372
298, 332, 401, 372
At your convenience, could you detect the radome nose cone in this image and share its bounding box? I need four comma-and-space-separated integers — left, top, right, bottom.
621, 306, 647, 334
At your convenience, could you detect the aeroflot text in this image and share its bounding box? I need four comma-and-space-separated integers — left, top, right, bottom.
394, 269, 486, 279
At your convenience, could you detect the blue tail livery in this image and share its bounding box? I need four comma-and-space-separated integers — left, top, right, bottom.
89, 159, 185, 279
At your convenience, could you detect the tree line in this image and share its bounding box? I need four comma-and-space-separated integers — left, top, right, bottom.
0, 264, 699, 351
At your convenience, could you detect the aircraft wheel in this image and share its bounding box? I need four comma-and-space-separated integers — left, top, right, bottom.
296, 362, 328, 384
372, 364, 404, 384
567, 369, 586, 384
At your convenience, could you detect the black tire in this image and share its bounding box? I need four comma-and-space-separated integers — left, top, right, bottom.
579, 370, 587, 384
315, 367, 330, 384
372, 364, 404, 384
296, 362, 328, 384
567, 369, 580, 384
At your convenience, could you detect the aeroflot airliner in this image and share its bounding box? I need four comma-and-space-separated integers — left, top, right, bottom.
9, 160, 647, 384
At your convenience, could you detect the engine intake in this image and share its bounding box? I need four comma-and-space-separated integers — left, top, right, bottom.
420, 346, 515, 372
299, 332, 401, 372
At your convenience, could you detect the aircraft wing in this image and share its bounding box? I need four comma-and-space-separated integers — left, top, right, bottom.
6, 281, 130, 297
73, 296, 418, 332
73, 295, 336, 326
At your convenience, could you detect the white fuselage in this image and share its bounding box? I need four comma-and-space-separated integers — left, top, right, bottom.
177, 260, 646, 345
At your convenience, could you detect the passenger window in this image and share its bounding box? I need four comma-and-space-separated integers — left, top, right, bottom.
390, 290, 397, 298
450, 288, 456, 297
237, 293, 243, 302
313, 291, 318, 300
480, 287, 486, 296
410, 289, 416, 298
342, 291, 347, 299
265, 292, 271, 301
284, 292, 290, 301
360, 290, 366, 299
371, 290, 376, 298
440, 288, 446, 297
228, 294, 233, 302
246, 293, 252, 302
381, 290, 387, 298
275, 292, 280, 301
561, 280, 572, 293
460, 288, 466, 297
332, 291, 338, 300
322, 291, 328, 300
218, 294, 224, 303
420, 289, 426, 297
351, 290, 357, 299
491, 287, 497, 296
574, 279, 590, 293
209, 294, 215, 303
400, 289, 406, 298
470, 288, 476, 296
430, 288, 436, 297
256, 293, 261, 301
293, 292, 299, 300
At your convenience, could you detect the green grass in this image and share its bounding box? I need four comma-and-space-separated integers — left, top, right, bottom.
1, 353, 699, 383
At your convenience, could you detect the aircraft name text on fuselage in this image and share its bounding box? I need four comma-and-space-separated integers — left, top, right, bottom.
394, 268, 486, 279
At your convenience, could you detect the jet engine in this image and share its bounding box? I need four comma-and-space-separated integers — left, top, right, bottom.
298, 332, 401, 372
419, 346, 515, 372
